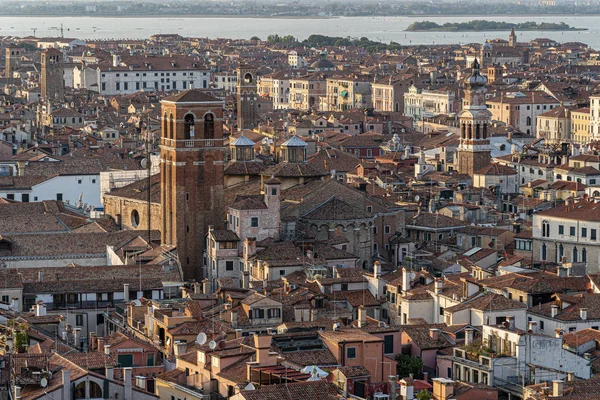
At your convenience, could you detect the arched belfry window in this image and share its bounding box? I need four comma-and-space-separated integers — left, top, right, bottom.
184, 114, 195, 139
162, 112, 167, 137
204, 113, 215, 139
244, 73, 253, 84
169, 112, 175, 140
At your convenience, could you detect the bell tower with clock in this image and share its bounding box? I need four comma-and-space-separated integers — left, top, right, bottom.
160, 89, 225, 280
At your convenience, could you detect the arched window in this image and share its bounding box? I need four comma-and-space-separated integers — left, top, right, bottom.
244, 73, 253, 84
582, 248, 587, 263
460, 123, 466, 139
475, 123, 481, 139
483, 123, 488, 139
559, 244, 564, 260
184, 114, 195, 140
541, 243, 547, 261
527, 116, 532, 126
75, 381, 102, 399
542, 221, 550, 238
573, 247, 578, 263
163, 112, 167, 136
169, 112, 175, 140
204, 113, 215, 140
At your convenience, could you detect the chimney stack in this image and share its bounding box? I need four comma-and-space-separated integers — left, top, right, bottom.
105, 367, 114, 380
465, 328, 474, 346
35, 301, 46, 317
97, 337, 105, 352
434, 278, 443, 295
202, 279, 212, 294
580, 308, 588, 320
123, 283, 130, 303
104, 344, 111, 355
389, 375, 399, 400
528, 321, 538, 334
553, 380, 564, 397
174, 341, 187, 357
506, 316, 515, 331
62, 369, 71, 400
358, 306, 367, 328
551, 304, 559, 318
73, 328, 81, 349
231, 310, 238, 328
429, 328, 440, 341
374, 261, 381, 278
402, 267, 410, 294
124, 367, 133, 400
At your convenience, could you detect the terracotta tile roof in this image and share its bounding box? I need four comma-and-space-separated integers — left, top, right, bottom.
337, 365, 371, 378
562, 328, 600, 348
301, 196, 372, 221
169, 319, 234, 336
238, 380, 338, 400
445, 293, 527, 313
155, 368, 186, 384
261, 162, 328, 178
217, 353, 255, 383
230, 195, 267, 210
0, 230, 157, 258
407, 213, 467, 229
308, 147, 360, 173
341, 290, 380, 307
280, 348, 338, 367
474, 163, 517, 176
162, 89, 220, 103
319, 328, 382, 344
20, 264, 180, 294
224, 161, 267, 176
531, 293, 600, 321
402, 325, 454, 350
63, 352, 117, 370
210, 229, 240, 242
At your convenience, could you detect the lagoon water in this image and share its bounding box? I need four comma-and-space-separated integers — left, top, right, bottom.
2, 15, 600, 48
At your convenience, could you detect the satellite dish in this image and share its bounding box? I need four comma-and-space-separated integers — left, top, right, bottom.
40, 378, 48, 388
209, 340, 217, 350
414, 195, 420, 202
140, 158, 150, 169
218, 341, 226, 350
196, 333, 207, 346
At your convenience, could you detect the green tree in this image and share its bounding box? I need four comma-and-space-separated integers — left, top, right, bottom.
395, 353, 423, 378
250, 36, 261, 41
14, 331, 28, 353
416, 390, 432, 400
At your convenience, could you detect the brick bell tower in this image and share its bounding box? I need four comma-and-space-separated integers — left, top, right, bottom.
457, 59, 492, 177
160, 90, 225, 280
236, 64, 258, 130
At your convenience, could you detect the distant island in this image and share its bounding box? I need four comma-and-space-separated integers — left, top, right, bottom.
405, 20, 586, 32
